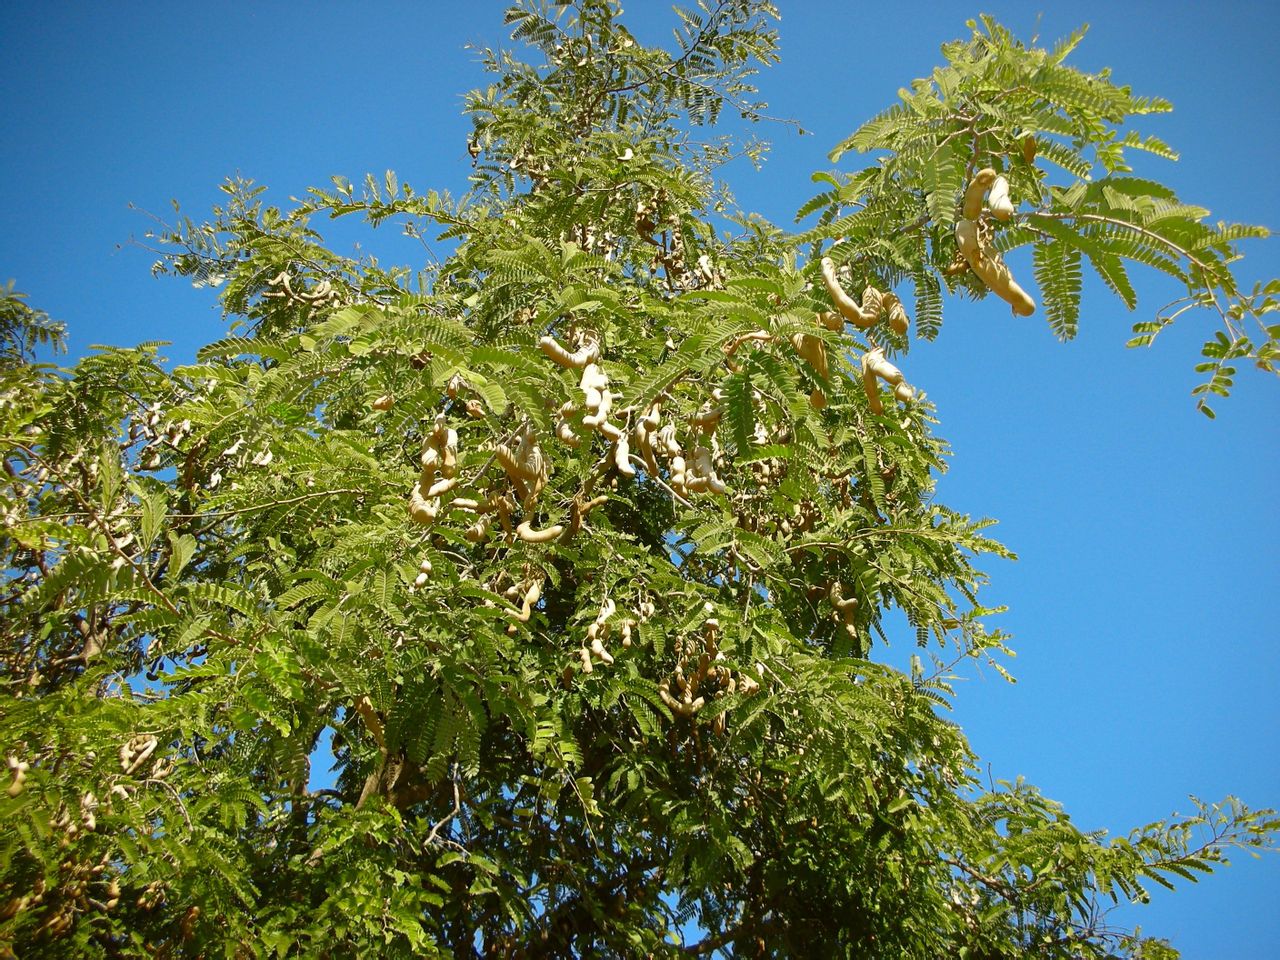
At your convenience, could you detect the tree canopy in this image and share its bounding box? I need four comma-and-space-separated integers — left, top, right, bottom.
2, 2, 1276, 956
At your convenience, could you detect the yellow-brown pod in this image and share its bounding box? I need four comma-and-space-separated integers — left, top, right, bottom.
820, 257, 876, 328
962, 168, 998, 220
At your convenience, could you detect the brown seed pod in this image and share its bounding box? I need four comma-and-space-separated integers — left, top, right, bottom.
954, 219, 1035, 316
790, 333, 829, 380
669, 454, 688, 495
371, 394, 394, 412
687, 445, 727, 496
861, 348, 912, 416
586, 598, 617, 666
881, 292, 910, 336
820, 257, 877, 328
6, 756, 29, 797
962, 167, 998, 220
816, 310, 844, 332
955, 218, 981, 260
1022, 134, 1037, 165
809, 388, 827, 410
556, 402, 582, 448
633, 403, 663, 475
613, 436, 636, 477
539, 335, 600, 369
516, 520, 564, 543
688, 400, 722, 432
408, 480, 441, 526
579, 363, 609, 417
988, 175, 1014, 221
505, 579, 542, 622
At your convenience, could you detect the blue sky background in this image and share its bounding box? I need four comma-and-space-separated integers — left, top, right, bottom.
2, 1, 1276, 954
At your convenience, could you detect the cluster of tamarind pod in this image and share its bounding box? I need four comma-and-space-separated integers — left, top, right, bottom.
658, 607, 761, 731
495, 570, 656, 681
0, 854, 122, 934
0, 733, 172, 929
818, 255, 920, 416
950, 167, 1036, 316
261, 270, 340, 312
810, 164, 1036, 415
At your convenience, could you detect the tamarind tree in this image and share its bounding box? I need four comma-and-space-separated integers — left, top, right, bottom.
2, 2, 1277, 956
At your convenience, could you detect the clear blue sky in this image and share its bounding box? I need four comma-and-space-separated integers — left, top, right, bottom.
2, 1, 1276, 954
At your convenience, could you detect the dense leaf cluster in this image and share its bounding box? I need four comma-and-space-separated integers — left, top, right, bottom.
2, 2, 1275, 957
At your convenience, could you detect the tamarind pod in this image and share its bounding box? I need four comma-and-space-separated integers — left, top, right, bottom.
691, 446, 727, 495
635, 425, 662, 477
688, 404, 722, 430
494, 496, 515, 534
861, 364, 885, 416
817, 310, 844, 332
882, 293, 910, 336
421, 444, 441, 474
1022, 134, 1037, 164
962, 167, 998, 220
790, 333, 829, 380
828, 581, 859, 613
988, 175, 1014, 221
597, 420, 624, 441
426, 477, 457, 498
516, 520, 564, 543
865, 347, 905, 386
538, 335, 599, 368
893, 382, 915, 403
655, 422, 681, 457
371, 394, 394, 411
861, 285, 884, 321
451, 498, 480, 512
820, 257, 877, 327
669, 455, 687, 494
955, 218, 980, 260
579, 363, 608, 411
413, 572, 430, 588
441, 430, 459, 478
582, 392, 613, 428
6, 757, 28, 797
738, 674, 760, 696
809, 388, 827, 410
407, 485, 439, 525
590, 636, 614, 665
658, 684, 681, 712
556, 417, 581, 448
966, 248, 1037, 316
582, 394, 615, 429
495, 444, 524, 483
578, 647, 594, 673
505, 580, 542, 622
638, 403, 661, 433
621, 622, 633, 647
613, 436, 636, 477
723, 329, 774, 361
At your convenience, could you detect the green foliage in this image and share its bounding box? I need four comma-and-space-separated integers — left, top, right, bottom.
809, 16, 1277, 417
2, 3, 1276, 957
